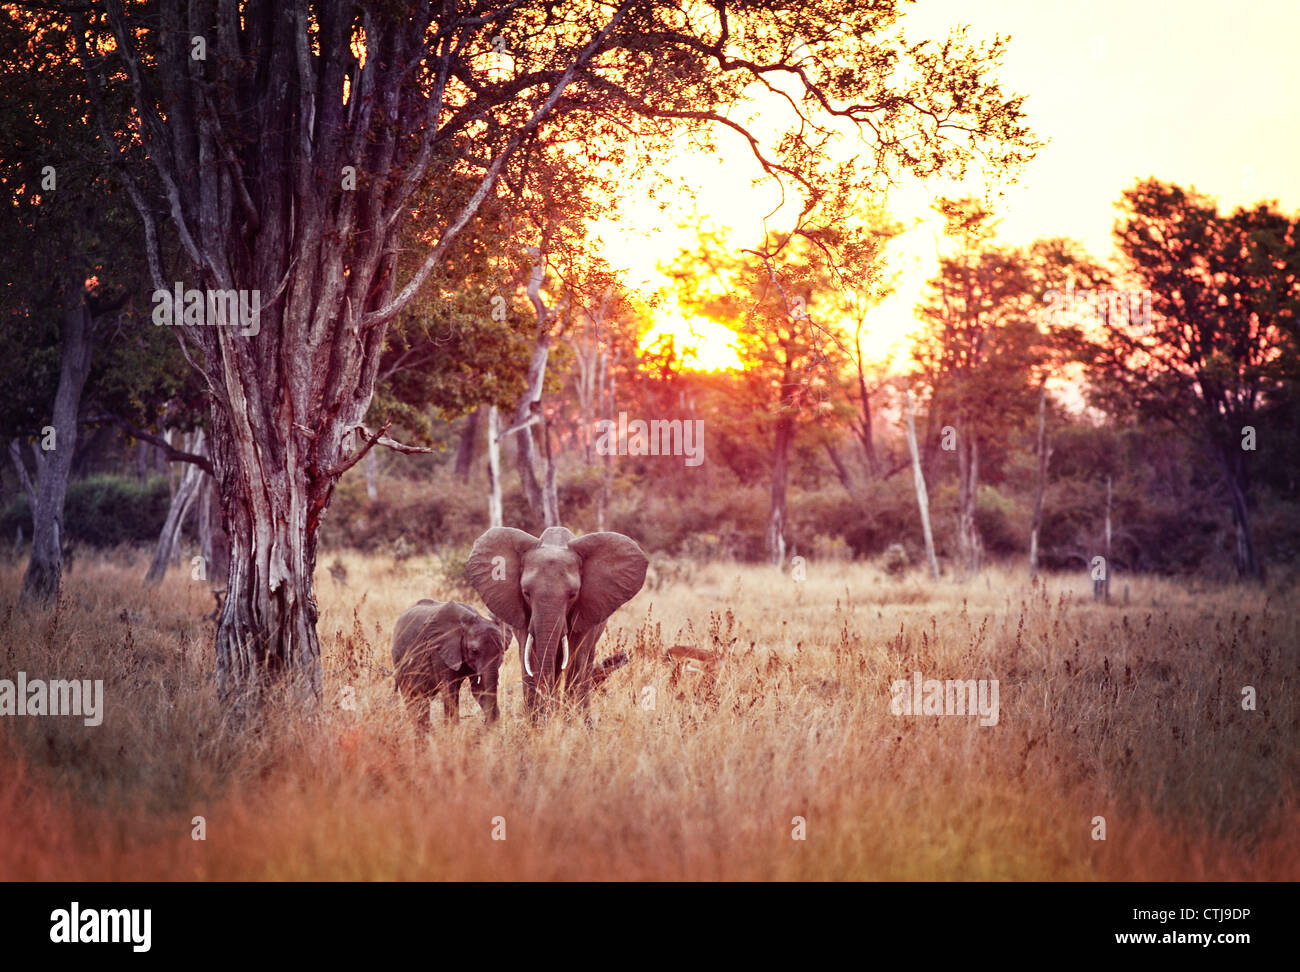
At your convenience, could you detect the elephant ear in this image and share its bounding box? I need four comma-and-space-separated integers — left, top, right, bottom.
433, 617, 467, 670
407, 604, 467, 670
569, 532, 649, 631
465, 527, 539, 630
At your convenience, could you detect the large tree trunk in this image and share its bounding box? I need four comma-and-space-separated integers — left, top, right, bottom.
144, 430, 206, 586
209, 403, 329, 709
19, 291, 94, 606
767, 414, 794, 567
1028, 380, 1051, 580
905, 390, 940, 580
955, 417, 982, 578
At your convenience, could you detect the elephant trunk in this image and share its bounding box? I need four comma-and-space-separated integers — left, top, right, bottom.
472, 672, 499, 723
530, 599, 570, 698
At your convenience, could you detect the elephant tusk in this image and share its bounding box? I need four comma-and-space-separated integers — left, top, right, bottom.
561, 635, 570, 671
523, 632, 535, 679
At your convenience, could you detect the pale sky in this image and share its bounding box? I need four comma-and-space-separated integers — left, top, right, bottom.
597, 0, 1300, 371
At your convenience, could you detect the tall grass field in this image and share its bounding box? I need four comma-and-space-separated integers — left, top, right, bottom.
1, 552, 1295, 880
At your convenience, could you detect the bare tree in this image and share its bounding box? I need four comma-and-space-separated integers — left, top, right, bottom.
12, 291, 94, 605
145, 430, 207, 586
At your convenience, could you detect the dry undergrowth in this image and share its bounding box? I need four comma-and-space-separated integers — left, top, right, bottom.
0, 553, 1296, 880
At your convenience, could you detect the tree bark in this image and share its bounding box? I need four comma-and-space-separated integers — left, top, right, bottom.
905, 390, 940, 580
853, 326, 879, 477
208, 402, 325, 710
597, 351, 616, 532
1219, 448, 1261, 580
767, 413, 794, 567
364, 448, 379, 502
509, 254, 560, 531
486, 406, 503, 528
145, 430, 206, 586
1029, 380, 1052, 580
510, 337, 551, 528
197, 468, 231, 583
955, 417, 982, 579
824, 441, 854, 496
19, 291, 94, 606
454, 408, 481, 481
1103, 475, 1112, 600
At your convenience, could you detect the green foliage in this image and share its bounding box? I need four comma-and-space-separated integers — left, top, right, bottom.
1, 475, 171, 548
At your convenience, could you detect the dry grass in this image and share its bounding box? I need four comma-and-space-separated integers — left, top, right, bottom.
1, 551, 1296, 880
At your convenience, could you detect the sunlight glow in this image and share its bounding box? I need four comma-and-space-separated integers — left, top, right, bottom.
639, 314, 743, 372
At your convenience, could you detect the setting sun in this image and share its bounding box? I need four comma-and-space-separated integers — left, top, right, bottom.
639, 313, 742, 372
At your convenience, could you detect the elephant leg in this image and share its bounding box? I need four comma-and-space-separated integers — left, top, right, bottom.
404, 688, 434, 731
564, 624, 604, 712
474, 686, 500, 723
442, 678, 462, 722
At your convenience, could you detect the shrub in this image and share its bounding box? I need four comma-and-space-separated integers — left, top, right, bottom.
0, 474, 171, 549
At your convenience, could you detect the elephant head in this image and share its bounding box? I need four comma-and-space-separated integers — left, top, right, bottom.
465, 526, 647, 706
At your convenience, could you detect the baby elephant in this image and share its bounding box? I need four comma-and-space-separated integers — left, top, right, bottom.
392, 599, 507, 726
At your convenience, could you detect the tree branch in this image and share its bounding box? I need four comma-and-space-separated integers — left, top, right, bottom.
90, 416, 215, 475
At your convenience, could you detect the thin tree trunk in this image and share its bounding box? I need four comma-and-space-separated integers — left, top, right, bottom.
1029, 380, 1051, 580
145, 430, 206, 586
853, 327, 879, 477
511, 339, 550, 526
955, 417, 982, 578
165, 428, 176, 502
597, 353, 616, 532
1104, 475, 1112, 600
541, 418, 559, 527
1226, 477, 1260, 580
824, 441, 854, 496
19, 291, 94, 606
487, 406, 503, 528
905, 390, 940, 580
454, 408, 480, 481
1220, 449, 1261, 580
364, 448, 379, 502
767, 414, 794, 567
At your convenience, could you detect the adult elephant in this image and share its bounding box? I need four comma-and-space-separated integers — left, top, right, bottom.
466, 526, 647, 717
